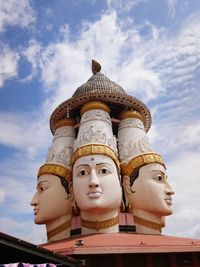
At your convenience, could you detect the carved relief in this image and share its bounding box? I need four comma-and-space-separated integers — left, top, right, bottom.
81, 110, 111, 126
56, 146, 73, 166
46, 147, 56, 162
118, 136, 153, 160
53, 127, 75, 141
119, 118, 145, 131
74, 125, 118, 154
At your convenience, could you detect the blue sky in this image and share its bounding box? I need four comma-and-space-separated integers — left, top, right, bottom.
0, 0, 200, 244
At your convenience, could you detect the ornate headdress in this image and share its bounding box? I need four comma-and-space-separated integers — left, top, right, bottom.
38, 118, 76, 182
71, 101, 119, 169
118, 110, 165, 177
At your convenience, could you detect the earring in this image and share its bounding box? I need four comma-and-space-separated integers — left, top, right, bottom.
120, 200, 125, 213
126, 202, 132, 213
72, 201, 80, 216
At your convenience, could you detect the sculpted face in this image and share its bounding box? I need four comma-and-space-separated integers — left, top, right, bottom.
31, 174, 72, 224
73, 155, 122, 213
125, 163, 174, 216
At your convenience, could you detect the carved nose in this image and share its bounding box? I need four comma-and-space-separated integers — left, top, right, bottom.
30, 192, 38, 206
165, 181, 174, 196
89, 170, 99, 188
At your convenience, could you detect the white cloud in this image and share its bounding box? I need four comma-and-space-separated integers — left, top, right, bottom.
0, 217, 46, 244
163, 151, 200, 238
21, 39, 42, 81
0, 190, 6, 205
0, 0, 36, 32
107, 0, 146, 13
167, 0, 177, 18
0, 46, 19, 87
0, 111, 51, 158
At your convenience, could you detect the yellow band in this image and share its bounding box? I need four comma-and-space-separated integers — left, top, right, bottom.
71, 144, 120, 170
80, 101, 110, 116
121, 153, 165, 177
133, 215, 164, 232
54, 118, 76, 130
119, 110, 144, 122
38, 163, 72, 182
81, 215, 119, 231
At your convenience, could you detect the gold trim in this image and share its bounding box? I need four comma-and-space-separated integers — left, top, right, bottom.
47, 220, 71, 239
71, 144, 120, 169
38, 164, 72, 182
81, 216, 119, 231
119, 110, 144, 122
80, 101, 110, 116
54, 118, 76, 130
121, 153, 165, 177
133, 215, 164, 233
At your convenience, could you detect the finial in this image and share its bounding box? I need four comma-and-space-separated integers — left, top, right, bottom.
92, 59, 101, 74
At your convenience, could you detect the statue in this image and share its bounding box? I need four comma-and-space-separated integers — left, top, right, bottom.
71, 101, 122, 234
31, 174, 72, 241
31, 60, 174, 240
118, 110, 174, 234
31, 119, 75, 241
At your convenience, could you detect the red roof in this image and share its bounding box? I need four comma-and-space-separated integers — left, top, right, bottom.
41, 233, 200, 255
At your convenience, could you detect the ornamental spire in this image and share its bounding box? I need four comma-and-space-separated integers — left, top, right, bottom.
92, 59, 101, 74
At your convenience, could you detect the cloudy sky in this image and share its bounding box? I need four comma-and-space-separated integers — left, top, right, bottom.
0, 0, 200, 244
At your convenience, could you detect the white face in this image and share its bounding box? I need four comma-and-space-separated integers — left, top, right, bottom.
127, 163, 174, 216
31, 174, 72, 224
73, 155, 122, 214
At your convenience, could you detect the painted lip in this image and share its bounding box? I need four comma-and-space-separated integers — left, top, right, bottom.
164, 198, 172, 205
33, 208, 39, 215
87, 191, 102, 199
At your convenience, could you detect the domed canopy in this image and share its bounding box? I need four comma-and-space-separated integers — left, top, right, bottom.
73, 63, 127, 97
50, 60, 151, 134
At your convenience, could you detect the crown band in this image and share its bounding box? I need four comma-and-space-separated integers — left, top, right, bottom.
121, 153, 165, 177
38, 164, 72, 182
80, 101, 110, 116
71, 144, 120, 169
54, 118, 76, 130
119, 110, 144, 122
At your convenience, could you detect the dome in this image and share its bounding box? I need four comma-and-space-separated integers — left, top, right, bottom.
73, 72, 127, 98
50, 60, 151, 134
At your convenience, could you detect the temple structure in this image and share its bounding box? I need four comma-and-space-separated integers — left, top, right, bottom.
29, 60, 200, 267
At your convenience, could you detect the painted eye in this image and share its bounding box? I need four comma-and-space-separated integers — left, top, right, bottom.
155, 175, 162, 181
98, 168, 110, 174
78, 170, 89, 176
40, 186, 46, 192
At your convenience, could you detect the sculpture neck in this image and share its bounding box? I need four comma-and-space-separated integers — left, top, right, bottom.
46, 214, 71, 241
133, 209, 165, 235
81, 209, 119, 234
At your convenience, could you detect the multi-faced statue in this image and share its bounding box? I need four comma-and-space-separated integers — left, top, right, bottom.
31, 119, 75, 241
118, 110, 174, 234
31, 173, 72, 241
122, 159, 174, 234
72, 101, 122, 234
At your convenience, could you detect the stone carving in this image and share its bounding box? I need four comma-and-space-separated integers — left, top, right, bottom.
81, 109, 112, 126
73, 125, 118, 154
53, 127, 75, 141
46, 147, 56, 162
56, 146, 73, 166
118, 136, 153, 161
118, 118, 145, 131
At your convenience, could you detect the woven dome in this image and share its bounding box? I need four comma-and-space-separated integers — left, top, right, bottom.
73, 72, 127, 97
50, 60, 152, 134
